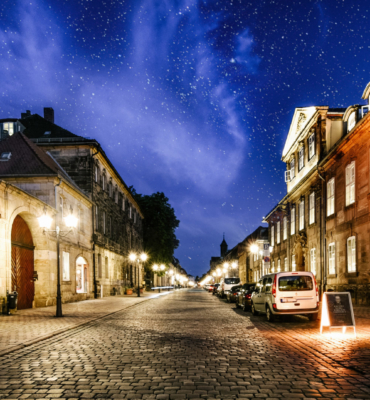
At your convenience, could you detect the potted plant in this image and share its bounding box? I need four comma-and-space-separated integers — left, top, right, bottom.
125, 287, 133, 295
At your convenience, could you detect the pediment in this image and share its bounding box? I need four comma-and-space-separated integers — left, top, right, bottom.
282, 107, 317, 161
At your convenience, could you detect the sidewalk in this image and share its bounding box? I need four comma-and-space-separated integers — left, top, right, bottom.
0, 291, 171, 357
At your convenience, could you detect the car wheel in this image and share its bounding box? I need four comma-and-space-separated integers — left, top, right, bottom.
242, 302, 248, 312
226, 297, 230, 303
308, 313, 318, 321
266, 305, 275, 322
251, 302, 258, 316
235, 301, 239, 309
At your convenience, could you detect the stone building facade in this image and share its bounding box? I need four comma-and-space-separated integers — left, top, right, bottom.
0, 108, 144, 305
264, 83, 370, 302
0, 133, 93, 311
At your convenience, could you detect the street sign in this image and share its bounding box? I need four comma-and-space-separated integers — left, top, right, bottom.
320, 292, 356, 337
263, 243, 269, 250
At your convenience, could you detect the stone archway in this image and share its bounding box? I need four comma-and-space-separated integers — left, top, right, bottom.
11, 215, 35, 309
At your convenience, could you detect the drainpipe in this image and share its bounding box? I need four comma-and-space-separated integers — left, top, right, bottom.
54, 177, 62, 209
317, 167, 326, 296
91, 146, 100, 299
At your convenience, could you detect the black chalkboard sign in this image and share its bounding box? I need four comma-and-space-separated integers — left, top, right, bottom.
320, 292, 356, 336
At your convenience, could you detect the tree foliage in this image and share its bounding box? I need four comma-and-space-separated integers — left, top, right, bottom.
130, 188, 180, 268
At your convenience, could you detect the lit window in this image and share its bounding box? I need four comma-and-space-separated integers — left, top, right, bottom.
94, 166, 98, 182
309, 192, 315, 225
272, 261, 275, 273
345, 161, 355, 206
291, 206, 296, 235
292, 255, 296, 271
271, 225, 274, 247
299, 146, 304, 171
95, 206, 99, 230
102, 174, 106, 190
284, 257, 288, 271
276, 221, 280, 244
277, 259, 281, 272
347, 236, 356, 273
103, 211, 106, 234
122, 195, 126, 211
308, 132, 315, 159
327, 178, 335, 216
62, 252, 70, 281
3, 122, 14, 135
299, 200, 305, 230
328, 243, 336, 275
310, 248, 316, 275
129, 206, 132, 219
283, 217, 287, 240
290, 158, 295, 179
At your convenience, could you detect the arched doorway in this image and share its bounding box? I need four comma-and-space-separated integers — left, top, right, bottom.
76, 256, 88, 293
11, 215, 35, 309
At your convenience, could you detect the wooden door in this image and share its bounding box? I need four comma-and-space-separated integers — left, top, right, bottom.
11, 215, 34, 309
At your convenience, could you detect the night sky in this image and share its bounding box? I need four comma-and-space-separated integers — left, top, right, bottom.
1, 0, 369, 277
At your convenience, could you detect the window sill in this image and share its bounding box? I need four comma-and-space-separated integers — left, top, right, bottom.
345, 203, 355, 210
327, 274, 337, 279
308, 222, 317, 228
62, 281, 72, 285
344, 272, 359, 278
326, 213, 336, 221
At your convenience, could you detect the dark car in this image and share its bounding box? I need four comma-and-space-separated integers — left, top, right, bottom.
235, 283, 256, 311
212, 283, 220, 295
226, 285, 242, 303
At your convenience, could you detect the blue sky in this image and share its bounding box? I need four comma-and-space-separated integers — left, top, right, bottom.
1, 0, 370, 276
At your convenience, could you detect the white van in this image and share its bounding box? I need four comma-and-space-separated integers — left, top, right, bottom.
221, 277, 241, 298
250, 271, 319, 322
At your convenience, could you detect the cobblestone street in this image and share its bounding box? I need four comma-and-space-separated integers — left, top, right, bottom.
1, 288, 370, 399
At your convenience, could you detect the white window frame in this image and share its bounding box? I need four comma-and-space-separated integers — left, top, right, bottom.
327, 178, 335, 216
122, 195, 126, 211
292, 255, 296, 272
94, 166, 98, 182
284, 257, 288, 271
62, 251, 70, 281
271, 225, 275, 247
298, 146, 304, 171
310, 248, 316, 275
102, 174, 106, 190
291, 206, 295, 235
299, 200, 304, 231
345, 161, 355, 206
308, 132, 315, 159
276, 221, 280, 244
347, 236, 356, 273
283, 217, 287, 240
309, 192, 315, 225
328, 242, 336, 275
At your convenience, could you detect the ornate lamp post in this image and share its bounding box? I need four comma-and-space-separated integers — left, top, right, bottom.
38, 209, 78, 318
129, 253, 148, 297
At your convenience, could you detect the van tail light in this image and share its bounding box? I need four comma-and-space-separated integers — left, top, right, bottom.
272, 275, 277, 298
273, 303, 277, 309
246, 293, 251, 300
313, 275, 319, 297
233, 293, 237, 296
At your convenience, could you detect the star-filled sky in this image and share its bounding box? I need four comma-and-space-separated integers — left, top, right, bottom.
1, 0, 369, 277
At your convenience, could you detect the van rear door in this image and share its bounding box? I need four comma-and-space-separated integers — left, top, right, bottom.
276, 273, 317, 311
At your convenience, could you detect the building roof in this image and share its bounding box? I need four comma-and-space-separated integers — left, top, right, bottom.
0, 132, 63, 176
20, 113, 90, 140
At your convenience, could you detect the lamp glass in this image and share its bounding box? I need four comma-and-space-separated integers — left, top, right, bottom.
223, 262, 229, 268
129, 253, 137, 262
65, 214, 78, 228
250, 244, 259, 254
38, 214, 52, 229
153, 264, 158, 271
140, 253, 148, 262
160, 264, 165, 270
231, 262, 237, 268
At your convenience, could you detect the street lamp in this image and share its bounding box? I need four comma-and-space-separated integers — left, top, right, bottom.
129, 252, 148, 297
38, 209, 78, 318
250, 243, 259, 254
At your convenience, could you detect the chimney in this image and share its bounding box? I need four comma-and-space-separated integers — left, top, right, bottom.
44, 107, 54, 124
21, 110, 31, 119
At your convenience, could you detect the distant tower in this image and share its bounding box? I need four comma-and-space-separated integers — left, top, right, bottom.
220, 233, 228, 258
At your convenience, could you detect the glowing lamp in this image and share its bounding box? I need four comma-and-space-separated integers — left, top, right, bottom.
250, 244, 258, 254
129, 253, 137, 262
152, 264, 158, 271
64, 214, 78, 228
160, 264, 165, 271
140, 253, 148, 262
38, 214, 52, 229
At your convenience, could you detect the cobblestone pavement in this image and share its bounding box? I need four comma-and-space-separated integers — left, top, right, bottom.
1, 289, 370, 399
0, 292, 171, 356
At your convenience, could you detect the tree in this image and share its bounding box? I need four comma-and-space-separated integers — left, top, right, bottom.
130, 188, 180, 271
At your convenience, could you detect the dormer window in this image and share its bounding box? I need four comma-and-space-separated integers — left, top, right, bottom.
3, 122, 14, 136
348, 111, 356, 132
44, 131, 51, 136
298, 146, 304, 171
0, 152, 11, 161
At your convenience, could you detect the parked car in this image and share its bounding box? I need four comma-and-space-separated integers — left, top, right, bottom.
204, 284, 210, 291
221, 277, 241, 298
226, 285, 242, 303
208, 284, 216, 293
212, 283, 220, 295
217, 279, 224, 297
235, 283, 256, 311
250, 271, 319, 322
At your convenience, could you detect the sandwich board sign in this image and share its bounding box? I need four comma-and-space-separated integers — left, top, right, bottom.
320, 292, 356, 337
